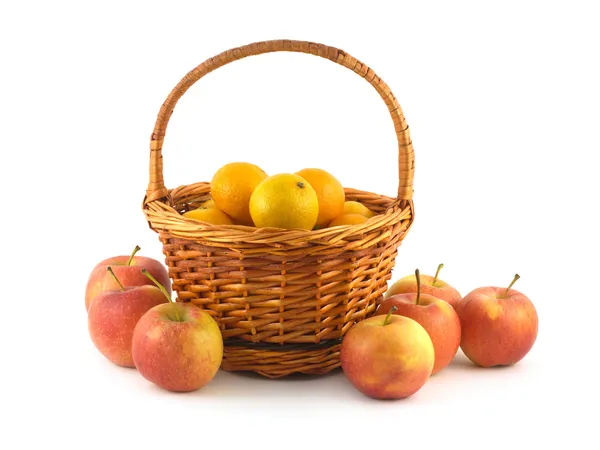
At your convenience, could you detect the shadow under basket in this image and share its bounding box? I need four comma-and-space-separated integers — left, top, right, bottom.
142, 40, 416, 378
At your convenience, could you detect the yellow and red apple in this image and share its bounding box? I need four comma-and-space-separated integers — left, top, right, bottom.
340, 306, 434, 399
385, 263, 462, 309
457, 274, 538, 367
376, 269, 461, 375
131, 269, 224, 392
85, 245, 171, 311
88, 267, 168, 367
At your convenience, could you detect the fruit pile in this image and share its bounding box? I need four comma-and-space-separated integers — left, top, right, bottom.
85, 246, 539, 398
341, 265, 538, 399
182, 162, 375, 229
85, 246, 223, 392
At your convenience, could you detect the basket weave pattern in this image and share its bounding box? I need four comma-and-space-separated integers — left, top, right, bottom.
142, 40, 415, 378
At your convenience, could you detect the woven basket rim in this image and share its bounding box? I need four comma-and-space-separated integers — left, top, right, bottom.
143, 182, 412, 246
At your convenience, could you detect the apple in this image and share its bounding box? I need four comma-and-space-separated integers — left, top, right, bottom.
385, 263, 462, 309
457, 274, 538, 367
88, 267, 169, 367
340, 306, 435, 399
85, 245, 171, 311
376, 269, 461, 375
131, 269, 224, 392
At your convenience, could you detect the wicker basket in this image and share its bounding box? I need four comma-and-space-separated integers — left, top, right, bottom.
142, 39, 415, 378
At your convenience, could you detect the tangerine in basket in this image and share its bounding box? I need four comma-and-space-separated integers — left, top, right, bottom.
296, 168, 345, 227
211, 162, 268, 226
201, 199, 216, 209
343, 200, 375, 218
249, 174, 318, 230
328, 213, 369, 227
183, 207, 233, 225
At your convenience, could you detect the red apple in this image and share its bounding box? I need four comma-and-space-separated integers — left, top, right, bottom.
457, 274, 538, 367
85, 245, 171, 311
88, 267, 168, 367
376, 269, 461, 375
131, 269, 223, 393
385, 263, 462, 309
340, 306, 435, 399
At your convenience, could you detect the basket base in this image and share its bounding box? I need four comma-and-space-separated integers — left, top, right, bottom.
221, 343, 342, 378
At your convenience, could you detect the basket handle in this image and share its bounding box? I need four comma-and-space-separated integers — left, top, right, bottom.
144, 39, 415, 205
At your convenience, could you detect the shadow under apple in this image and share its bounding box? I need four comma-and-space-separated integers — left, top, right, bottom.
449, 350, 520, 371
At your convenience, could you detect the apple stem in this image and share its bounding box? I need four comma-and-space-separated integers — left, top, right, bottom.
504, 273, 521, 296
107, 267, 125, 291
433, 263, 444, 285
127, 245, 141, 266
415, 268, 421, 305
383, 305, 398, 326
141, 268, 180, 321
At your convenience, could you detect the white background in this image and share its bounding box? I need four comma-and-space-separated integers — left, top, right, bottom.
2, 1, 599, 449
